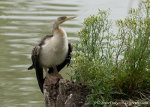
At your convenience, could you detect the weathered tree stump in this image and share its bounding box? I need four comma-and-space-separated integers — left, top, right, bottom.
43, 72, 90, 107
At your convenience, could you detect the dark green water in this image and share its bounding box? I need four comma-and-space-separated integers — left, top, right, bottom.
0, 0, 139, 106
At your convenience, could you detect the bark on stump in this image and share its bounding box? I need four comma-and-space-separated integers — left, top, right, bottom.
43, 72, 90, 107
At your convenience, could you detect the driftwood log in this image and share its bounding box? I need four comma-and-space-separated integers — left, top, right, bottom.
43, 72, 90, 107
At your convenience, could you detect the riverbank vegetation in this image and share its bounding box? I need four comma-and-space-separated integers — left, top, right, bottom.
71, 1, 150, 106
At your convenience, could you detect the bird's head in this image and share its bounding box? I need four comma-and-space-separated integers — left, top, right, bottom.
55, 16, 76, 25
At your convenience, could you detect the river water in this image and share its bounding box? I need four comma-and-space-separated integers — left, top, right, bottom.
0, 0, 140, 107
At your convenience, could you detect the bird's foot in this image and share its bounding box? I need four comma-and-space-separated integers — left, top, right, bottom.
53, 66, 58, 74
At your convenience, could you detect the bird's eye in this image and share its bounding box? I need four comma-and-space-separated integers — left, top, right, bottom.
62, 16, 67, 20
58, 16, 66, 21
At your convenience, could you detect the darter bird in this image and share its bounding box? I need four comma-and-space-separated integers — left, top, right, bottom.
28, 16, 75, 93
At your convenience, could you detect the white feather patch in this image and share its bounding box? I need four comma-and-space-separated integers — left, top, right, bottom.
40, 28, 68, 68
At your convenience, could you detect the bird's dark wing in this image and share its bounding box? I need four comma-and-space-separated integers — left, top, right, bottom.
28, 45, 44, 93
48, 43, 73, 73
28, 35, 53, 93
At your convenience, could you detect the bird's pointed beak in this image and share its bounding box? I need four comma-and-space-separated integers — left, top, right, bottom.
64, 16, 76, 21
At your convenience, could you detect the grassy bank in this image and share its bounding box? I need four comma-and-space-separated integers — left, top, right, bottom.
71, 1, 150, 106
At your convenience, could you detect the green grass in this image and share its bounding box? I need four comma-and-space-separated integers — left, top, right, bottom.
71, 1, 150, 106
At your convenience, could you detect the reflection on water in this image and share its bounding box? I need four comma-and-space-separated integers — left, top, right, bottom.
0, 0, 139, 106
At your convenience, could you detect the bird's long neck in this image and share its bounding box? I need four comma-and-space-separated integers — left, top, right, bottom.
52, 21, 67, 45
52, 22, 59, 34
